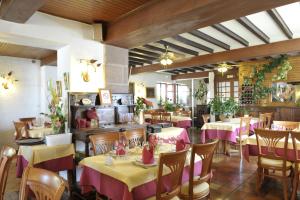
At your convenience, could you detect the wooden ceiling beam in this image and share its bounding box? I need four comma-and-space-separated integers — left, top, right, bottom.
129, 61, 143, 66
130, 48, 160, 58
189, 30, 230, 50
104, 0, 297, 48
182, 68, 196, 72
212, 24, 249, 46
192, 66, 205, 71
0, 0, 46, 23
237, 17, 270, 43
171, 71, 209, 80
41, 53, 57, 66
132, 38, 300, 74
129, 57, 152, 64
157, 40, 198, 56
143, 44, 166, 53
267, 9, 293, 39
165, 70, 179, 75
129, 52, 157, 61
172, 35, 213, 53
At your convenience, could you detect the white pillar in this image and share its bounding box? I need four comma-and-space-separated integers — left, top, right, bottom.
207, 72, 215, 121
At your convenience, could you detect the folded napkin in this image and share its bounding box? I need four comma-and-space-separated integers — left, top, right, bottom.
142, 145, 154, 164
148, 134, 158, 148
176, 139, 186, 151
116, 142, 126, 156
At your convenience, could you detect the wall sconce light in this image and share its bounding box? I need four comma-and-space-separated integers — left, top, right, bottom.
80, 59, 102, 82
0, 71, 18, 90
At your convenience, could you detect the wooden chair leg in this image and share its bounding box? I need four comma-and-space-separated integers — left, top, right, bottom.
292, 173, 299, 200
256, 168, 262, 193
282, 179, 289, 200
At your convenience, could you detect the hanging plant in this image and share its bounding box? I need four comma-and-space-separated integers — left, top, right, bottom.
244, 55, 292, 101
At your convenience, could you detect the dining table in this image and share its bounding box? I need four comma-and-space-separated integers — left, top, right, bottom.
157, 127, 190, 144
79, 144, 202, 200
144, 114, 192, 129
201, 117, 259, 144
242, 134, 300, 162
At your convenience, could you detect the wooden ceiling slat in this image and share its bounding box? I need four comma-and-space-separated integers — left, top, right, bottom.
129, 52, 157, 61
157, 40, 199, 56
130, 48, 160, 57
129, 57, 152, 64
189, 30, 230, 50
212, 24, 249, 47
171, 71, 209, 80
237, 17, 270, 43
267, 9, 293, 39
129, 61, 143, 66
172, 35, 214, 53
143, 44, 166, 53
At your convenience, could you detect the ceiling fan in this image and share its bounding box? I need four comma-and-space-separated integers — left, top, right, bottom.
159, 45, 184, 67
215, 62, 240, 75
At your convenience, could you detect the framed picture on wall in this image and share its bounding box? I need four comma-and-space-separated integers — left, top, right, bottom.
271, 82, 295, 103
146, 87, 155, 98
99, 89, 112, 105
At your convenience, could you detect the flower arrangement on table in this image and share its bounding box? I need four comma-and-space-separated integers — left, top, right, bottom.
41, 81, 66, 134
135, 97, 153, 115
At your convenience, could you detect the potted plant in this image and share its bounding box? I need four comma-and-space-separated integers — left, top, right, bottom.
208, 96, 223, 121
208, 97, 239, 122
222, 97, 239, 120
163, 100, 175, 112
135, 97, 153, 124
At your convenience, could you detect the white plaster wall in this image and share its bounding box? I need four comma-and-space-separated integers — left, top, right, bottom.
129, 72, 172, 107
0, 56, 41, 148
40, 66, 57, 114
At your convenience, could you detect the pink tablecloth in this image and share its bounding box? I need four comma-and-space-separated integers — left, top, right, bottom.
16, 155, 74, 177
80, 161, 202, 200
201, 123, 258, 144
242, 144, 296, 162
173, 120, 192, 129
159, 128, 191, 144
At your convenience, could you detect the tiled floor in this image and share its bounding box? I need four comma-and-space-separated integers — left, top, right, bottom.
4, 129, 299, 199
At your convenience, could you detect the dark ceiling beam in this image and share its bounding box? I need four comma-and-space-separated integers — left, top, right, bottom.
143, 44, 166, 53
192, 66, 205, 71
157, 40, 199, 56
171, 71, 209, 80
0, 0, 46, 23
267, 9, 293, 39
129, 61, 143, 66
189, 30, 230, 50
237, 17, 270, 43
212, 24, 249, 46
132, 38, 300, 74
183, 68, 196, 72
129, 57, 152, 64
172, 35, 213, 53
130, 48, 160, 58
175, 69, 188, 73
129, 52, 157, 61
41, 53, 57, 66
165, 70, 179, 75
104, 0, 297, 48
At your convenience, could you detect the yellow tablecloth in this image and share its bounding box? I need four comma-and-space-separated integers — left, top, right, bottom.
201, 118, 259, 132
28, 127, 53, 138
18, 144, 75, 165
79, 144, 199, 191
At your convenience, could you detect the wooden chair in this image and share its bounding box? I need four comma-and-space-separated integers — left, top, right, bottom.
89, 132, 120, 155
180, 111, 191, 117
151, 112, 162, 124
122, 128, 145, 148
179, 140, 218, 200
273, 121, 299, 131
146, 149, 188, 200
202, 114, 210, 124
254, 129, 291, 200
161, 112, 172, 123
19, 117, 36, 129
13, 121, 28, 140
235, 117, 252, 158
291, 131, 300, 200
0, 146, 16, 200
264, 112, 272, 129
257, 113, 266, 129
19, 167, 65, 200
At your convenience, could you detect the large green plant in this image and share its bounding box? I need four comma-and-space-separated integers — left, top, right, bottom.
209, 97, 239, 116
163, 100, 175, 112
208, 96, 224, 115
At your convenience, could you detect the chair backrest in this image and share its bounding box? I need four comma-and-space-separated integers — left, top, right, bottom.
19, 117, 36, 127
122, 128, 145, 148
156, 149, 188, 200
180, 111, 191, 117
13, 121, 27, 140
239, 117, 252, 137
202, 114, 210, 123
161, 112, 171, 123
291, 131, 300, 170
257, 114, 266, 129
19, 167, 65, 200
0, 146, 16, 200
255, 129, 289, 169
273, 121, 299, 131
187, 140, 218, 199
89, 132, 120, 155
151, 112, 162, 124
264, 112, 272, 129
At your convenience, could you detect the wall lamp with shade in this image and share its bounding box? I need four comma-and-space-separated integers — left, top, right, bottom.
80, 59, 102, 82
0, 71, 18, 90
